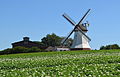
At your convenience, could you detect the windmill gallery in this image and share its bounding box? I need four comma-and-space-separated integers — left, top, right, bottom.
12, 9, 91, 51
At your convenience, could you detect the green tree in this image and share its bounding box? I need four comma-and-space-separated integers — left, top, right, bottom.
111, 44, 119, 49
100, 46, 105, 50
41, 33, 62, 47
34, 41, 46, 49
62, 37, 73, 47
100, 44, 120, 50
41, 33, 73, 47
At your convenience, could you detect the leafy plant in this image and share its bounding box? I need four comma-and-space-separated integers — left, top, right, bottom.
0, 50, 120, 76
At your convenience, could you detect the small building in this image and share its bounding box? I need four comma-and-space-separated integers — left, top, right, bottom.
56, 47, 70, 51
46, 46, 70, 51
12, 37, 40, 48
45, 46, 57, 51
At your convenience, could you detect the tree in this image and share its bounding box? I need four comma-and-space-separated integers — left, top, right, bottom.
41, 33, 62, 47
100, 46, 105, 50
110, 44, 119, 49
41, 33, 73, 48
100, 44, 120, 50
62, 37, 73, 47
34, 41, 46, 49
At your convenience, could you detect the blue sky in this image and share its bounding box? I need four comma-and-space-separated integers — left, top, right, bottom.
0, 0, 120, 50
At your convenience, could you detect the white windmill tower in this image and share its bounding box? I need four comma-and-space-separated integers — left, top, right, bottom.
61, 9, 91, 50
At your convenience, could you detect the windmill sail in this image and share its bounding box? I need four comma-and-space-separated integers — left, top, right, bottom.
76, 27, 91, 41
62, 9, 91, 50
61, 29, 74, 45
77, 9, 91, 25
63, 13, 76, 26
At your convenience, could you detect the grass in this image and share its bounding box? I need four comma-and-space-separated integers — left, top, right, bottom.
0, 50, 120, 77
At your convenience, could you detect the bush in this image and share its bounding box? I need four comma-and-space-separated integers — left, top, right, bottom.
100, 44, 120, 50
0, 48, 12, 55
27, 47, 41, 52
12, 46, 28, 53
0, 46, 46, 55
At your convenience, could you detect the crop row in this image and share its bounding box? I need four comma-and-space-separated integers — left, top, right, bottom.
0, 50, 120, 77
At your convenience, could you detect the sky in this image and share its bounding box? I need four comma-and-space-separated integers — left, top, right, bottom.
0, 0, 120, 50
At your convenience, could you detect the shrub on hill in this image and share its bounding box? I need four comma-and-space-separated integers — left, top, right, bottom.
100, 44, 120, 50
0, 46, 47, 55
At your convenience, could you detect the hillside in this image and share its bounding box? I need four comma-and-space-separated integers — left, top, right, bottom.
0, 50, 120, 77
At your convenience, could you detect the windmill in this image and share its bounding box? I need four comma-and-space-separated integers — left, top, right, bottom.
61, 9, 91, 50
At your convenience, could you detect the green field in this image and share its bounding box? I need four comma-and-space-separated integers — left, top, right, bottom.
0, 50, 120, 77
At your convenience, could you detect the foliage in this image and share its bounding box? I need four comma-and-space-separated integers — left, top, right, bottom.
41, 33, 73, 47
0, 46, 46, 55
100, 44, 120, 50
0, 50, 120, 76
62, 37, 73, 47
41, 33, 62, 47
34, 41, 46, 49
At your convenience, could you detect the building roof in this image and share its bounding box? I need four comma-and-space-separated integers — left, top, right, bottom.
12, 37, 37, 45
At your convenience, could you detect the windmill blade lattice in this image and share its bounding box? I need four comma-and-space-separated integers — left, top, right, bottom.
63, 13, 76, 26
77, 9, 91, 25
61, 9, 91, 50
61, 29, 74, 45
